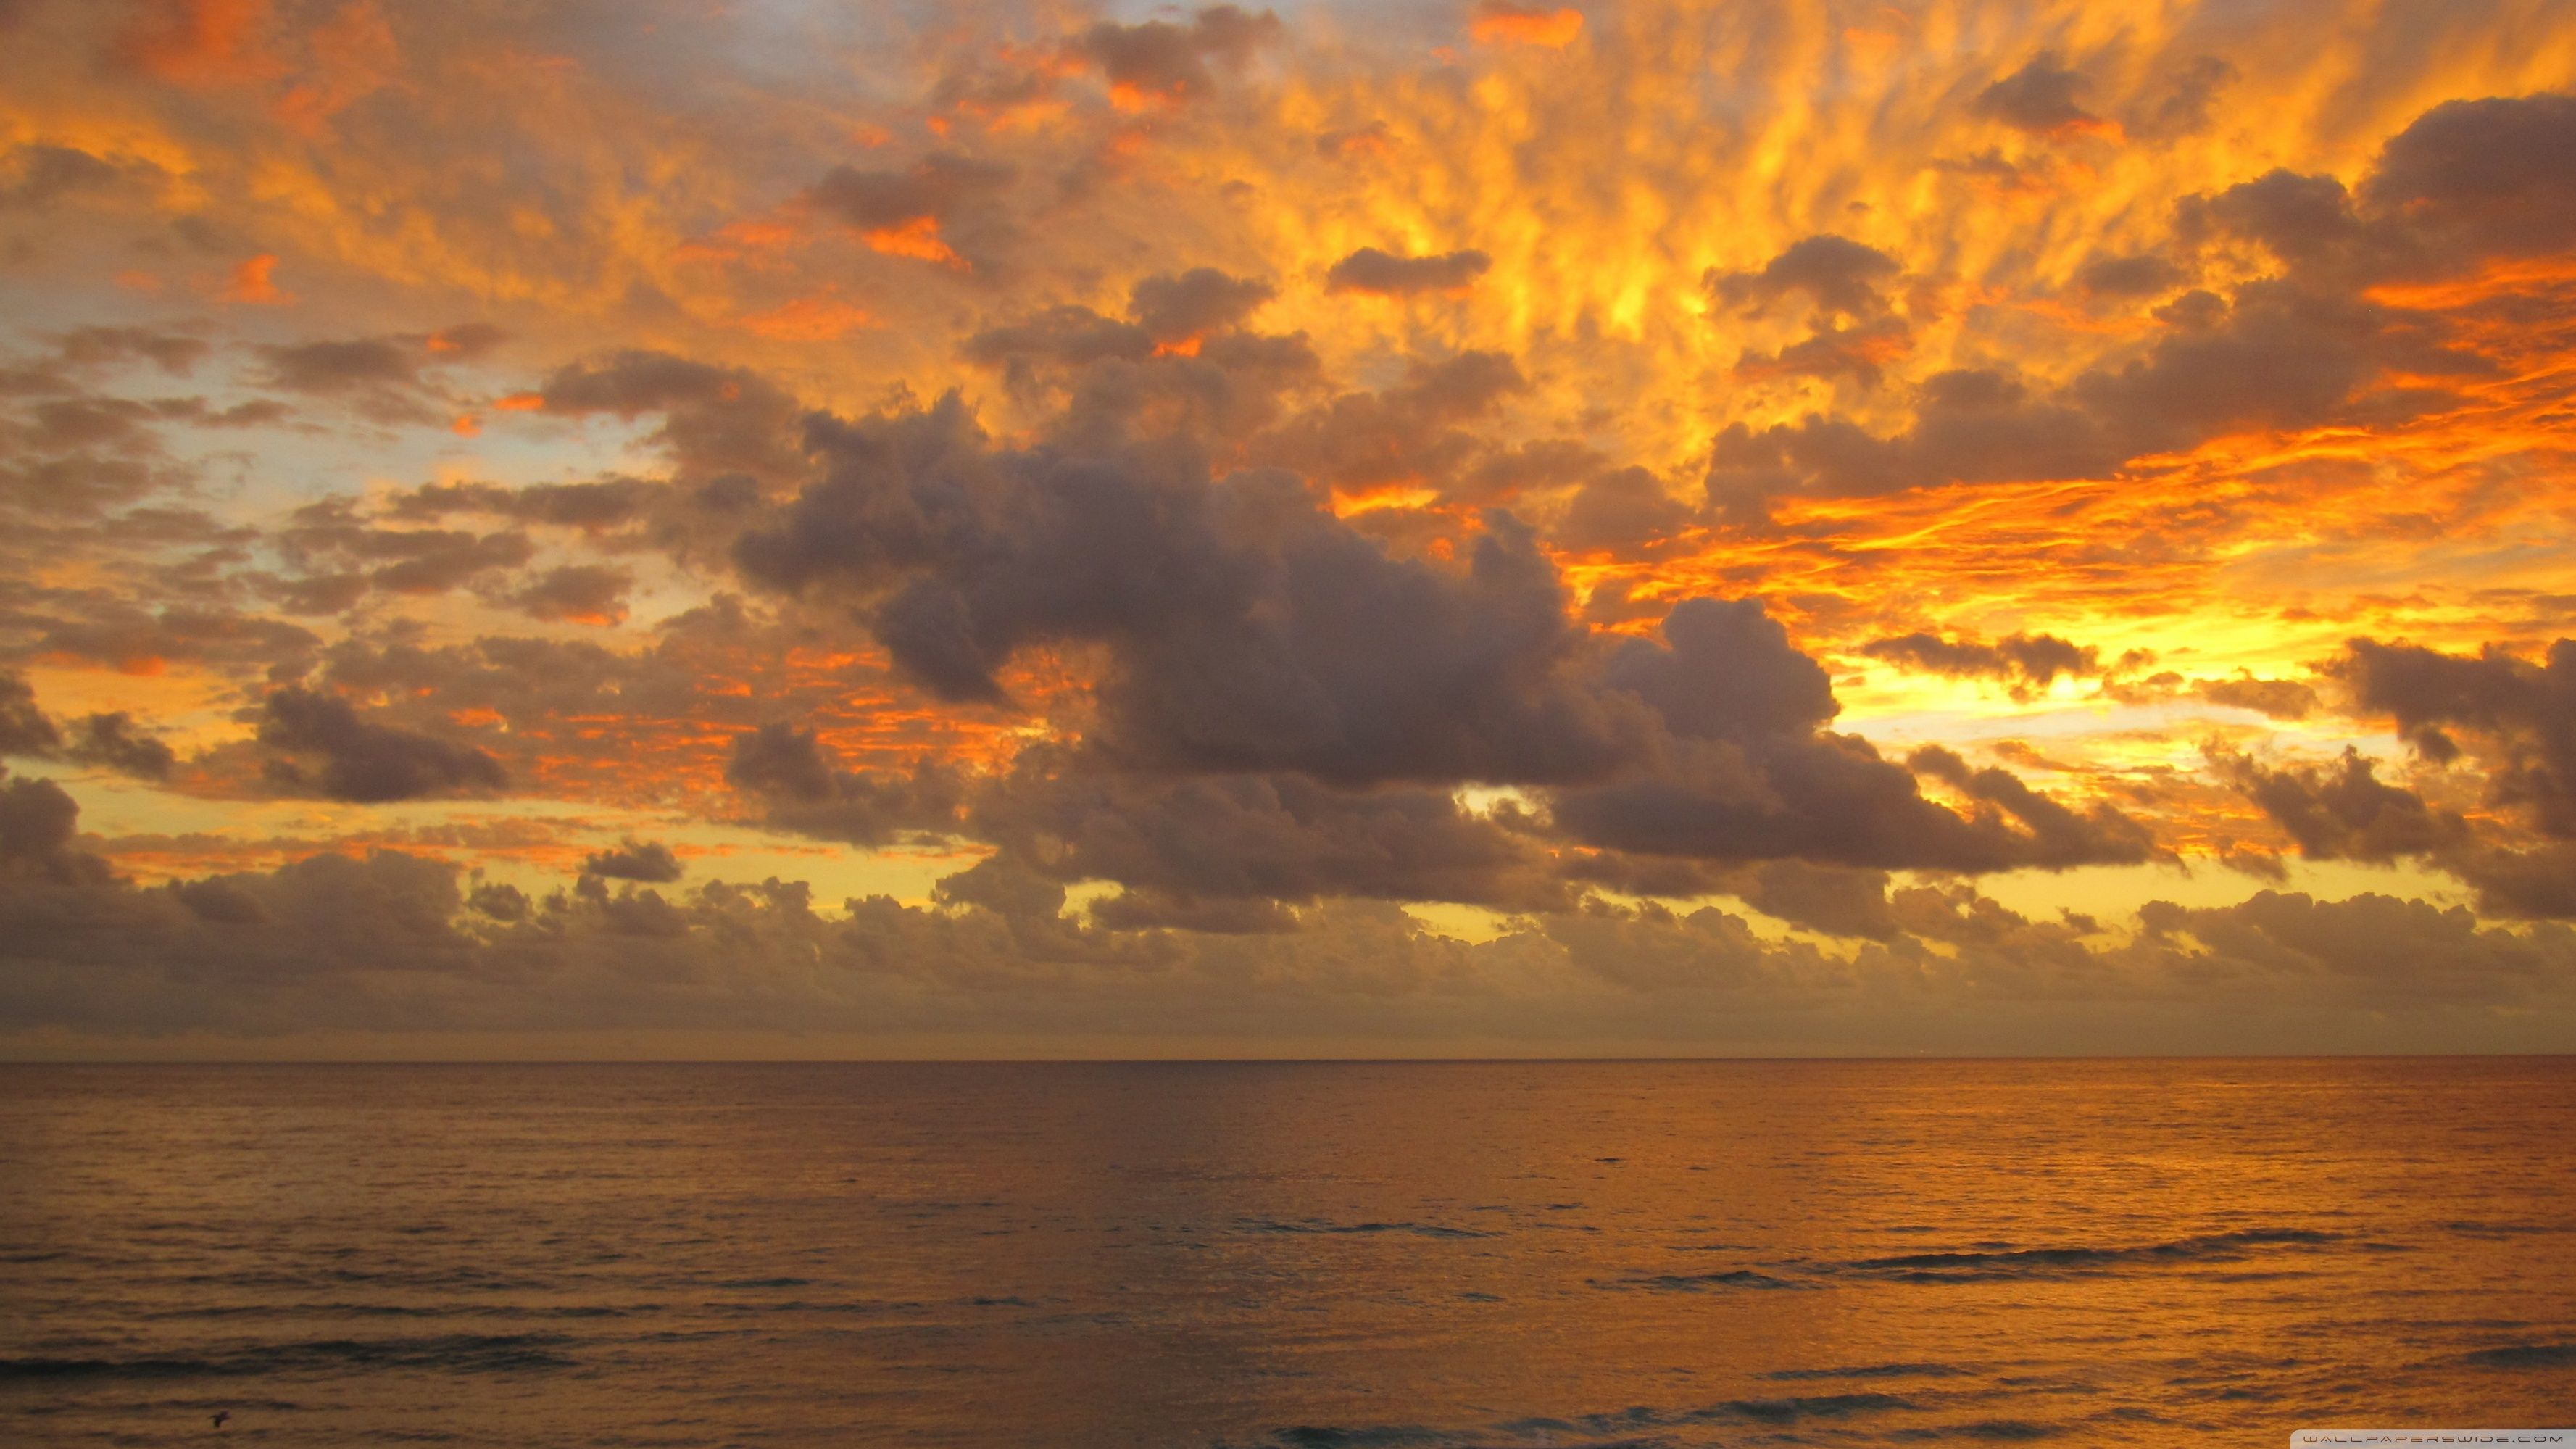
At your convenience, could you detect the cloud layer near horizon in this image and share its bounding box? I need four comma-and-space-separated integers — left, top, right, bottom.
1, 0, 2574, 1054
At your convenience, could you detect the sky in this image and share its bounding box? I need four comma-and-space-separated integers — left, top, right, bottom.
1, 0, 2574, 1058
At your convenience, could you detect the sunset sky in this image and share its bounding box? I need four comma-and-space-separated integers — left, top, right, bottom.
4, 0, 2575, 1056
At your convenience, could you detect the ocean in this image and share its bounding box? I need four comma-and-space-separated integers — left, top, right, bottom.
3, 1059, 2571, 1445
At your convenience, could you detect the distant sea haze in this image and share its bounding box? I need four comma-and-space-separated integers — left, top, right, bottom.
5, 1059, 2572, 1445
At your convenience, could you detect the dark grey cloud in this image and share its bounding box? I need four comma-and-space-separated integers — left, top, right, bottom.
1550, 467, 1699, 552
1256, 350, 1521, 498
65, 712, 176, 781
2131, 56, 2238, 140
728, 721, 839, 802
735, 394, 1640, 787
256, 337, 431, 394
275, 502, 539, 598
390, 477, 665, 533
2211, 744, 2472, 863
1733, 316, 1914, 387
2189, 169, 2368, 271
2163, 636, 2576, 920
1127, 267, 1274, 343
957, 270, 1319, 454
531, 350, 807, 481
1728, 859, 1899, 941
262, 572, 368, 617
0, 145, 142, 212
1972, 51, 2103, 136
2134, 889, 2575, 1008
967, 755, 1569, 913
0, 772, 2559, 1050
2076, 253, 2185, 297
0, 772, 110, 886
1707, 95, 2572, 526
246, 327, 504, 424
726, 722, 968, 847
1861, 630, 2098, 690
1708, 280, 2477, 520
1705, 367, 2114, 520
257, 687, 509, 803
2077, 281, 2482, 454
805, 151, 1015, 270
1551, 602, 2157, 872
1907, 743, 2163, 868
468, 880, 531, 921
964, 307, 1153, 373
1601, 597, 1840, 741
2445, 843, 2576, 922
2195, 676, 2320, 720
2182, 93, 2576, 287
581, 838, 684, 882
724, 382, 2156, 877
169, 876, 266, 924
1708, 235, 1901, 319
0, 670, 60, 757
22, 604, 320, 678
49, 326, 209, 375
510, 565, 630, 625
1324, 247, 1493, 296
2338, 636, 2576, 837
2356, 92, 2576, 265
1064, 7, 1281, 104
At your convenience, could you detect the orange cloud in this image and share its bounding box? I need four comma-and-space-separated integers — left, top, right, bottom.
861, 215, 963, 267
115, 0, 281, 84
738, 294, 880, 341
674, 219, 806, 268
1471, 2, 1583, 48
270, 1, 402, 138
218, 254, 291, 304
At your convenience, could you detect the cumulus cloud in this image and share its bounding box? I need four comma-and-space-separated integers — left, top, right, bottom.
1063, 6, 1281, 105
1708, 235, 1903, 319
510, 564, 631, 626
1860, 630, 2099, 691
969, 755, 1570, 913
2075, 253, 2185, 297
734, 393, 1642, 785
528, 351, 806, 481
2338, 637, 2576, 836
806, 152, 1015, 269
1972, 52, 2108, 138
2211, 744, 2472, 863
257, 688, 509, 802
4, 5, 2571, 1053
1550, 602, 2158, 872
65, 712, 177, 781
1324, 247, 1493, 296
0, 671, 60, 757
1733, 316, 1914, 387
0, 771, 111, 886
391, 477, 663, 533
0, 771, 2546, 1048
1551, 467, 1700, 552
1127, 267, 1274, 343
2196, 676, 2321, 720
2133, 889, 2575, 1009
0, 673, 175, 780
1704, 94, 2576, 523
581, 838, 684, 882
2356, 93, 2576, 267
727, 721, 968, 846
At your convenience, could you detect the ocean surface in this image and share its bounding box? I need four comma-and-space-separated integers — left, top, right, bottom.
3, 1060, 2572, 1446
